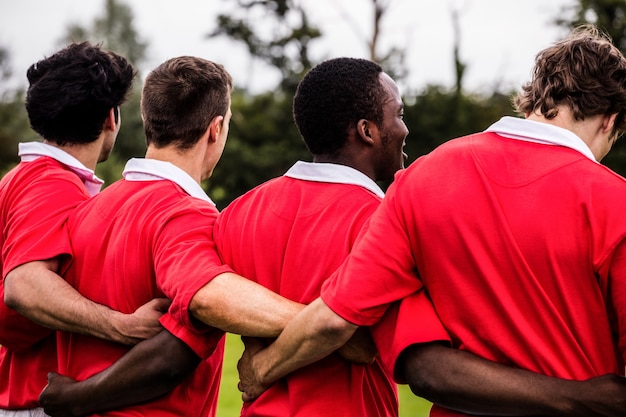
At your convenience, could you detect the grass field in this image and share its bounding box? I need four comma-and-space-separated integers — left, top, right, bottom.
217, 334, 432, 417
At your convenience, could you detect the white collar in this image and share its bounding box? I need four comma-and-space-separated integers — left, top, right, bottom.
485, 116, 597, 162
122, 158, 214, 204
18, 141, 104, 196
284, 161, 385, 198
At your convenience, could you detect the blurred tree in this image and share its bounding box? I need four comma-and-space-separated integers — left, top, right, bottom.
210, 0, 322, 93
556, 0, 626, 50
1, 0, 148, 181
60, 0, 148, 69
0, 46, 12, 89
206, 0, 415, 205
59, 0, 149, 176
366, 0, 408, 83
555, 0, 626, 176
402, 86, 516, 168
207, 89, 309, 209
0, 46, 32, 173
327, 0, 408, 85
0, 90, 34, 174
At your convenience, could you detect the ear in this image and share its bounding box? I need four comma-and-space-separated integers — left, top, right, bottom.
356, 119, 376, 146
602, 112, 618, 133
206, 115, 225, 143
103, 107, 117, 132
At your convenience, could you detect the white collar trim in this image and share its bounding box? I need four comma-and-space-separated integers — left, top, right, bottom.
18, 141, 104, 196
122, 158, 214, 204
485, 116, 597, 162
284, 161, 385, 198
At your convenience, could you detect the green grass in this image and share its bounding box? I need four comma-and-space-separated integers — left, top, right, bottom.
217, 334, 432, 417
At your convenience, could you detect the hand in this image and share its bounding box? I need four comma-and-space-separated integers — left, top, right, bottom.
567, 374, 626, 417
117, 298, 170, 345
336, 326, 378, 365
237, 337, 271, 402
39, 372, 82, 417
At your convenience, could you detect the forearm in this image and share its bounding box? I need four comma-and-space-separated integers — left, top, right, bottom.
400, 343, 622, 417
189, 272, 303, 337
254, 298, 356, 387
335, 326, 378, 364
5, 261, 137, 345
4, 261, 120, 336
40, 330, 200, 417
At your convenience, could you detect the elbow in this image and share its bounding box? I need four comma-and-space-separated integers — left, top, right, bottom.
146, 331, 201, 389
4, 269, 26, 312
313, 303, 357, 349
399, 343, 447, 401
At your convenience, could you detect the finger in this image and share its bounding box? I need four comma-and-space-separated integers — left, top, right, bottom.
153, 298, 171, 311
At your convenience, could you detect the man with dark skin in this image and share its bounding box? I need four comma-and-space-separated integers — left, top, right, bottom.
236, 26, 626, 417
41, 56, 626, 417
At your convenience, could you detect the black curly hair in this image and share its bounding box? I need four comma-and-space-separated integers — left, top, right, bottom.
25, 42, 135, 146
293, 57, 386, 156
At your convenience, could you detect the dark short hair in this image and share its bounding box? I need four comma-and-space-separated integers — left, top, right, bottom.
515, 25, 626, 136
293, 57, 385, 155
141, 56, 233, 149
25, 42, 135, 145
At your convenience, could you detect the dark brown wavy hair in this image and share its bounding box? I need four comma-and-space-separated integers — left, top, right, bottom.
514, 25, 626, 137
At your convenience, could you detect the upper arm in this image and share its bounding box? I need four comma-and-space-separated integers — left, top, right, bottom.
0, 261, 59, 349
154, 207, 231, 321
371, 290, 451, 383
4, 259, 60, 309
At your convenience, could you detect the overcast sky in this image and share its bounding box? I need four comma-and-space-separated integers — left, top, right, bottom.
0, 0, 575, 94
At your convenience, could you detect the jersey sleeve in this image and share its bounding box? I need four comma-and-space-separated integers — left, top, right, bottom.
153, 203, 233, 357
370, 290, 451, 383
321, 172, 424, 326
2, 171, 88, 276
0, 170, 88, 350
159, 312, 224, 359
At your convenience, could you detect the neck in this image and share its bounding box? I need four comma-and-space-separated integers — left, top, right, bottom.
313, 149, 376, 181
145, 145, 204, 184
526, 107, 608, 161
43, 140, 102, 171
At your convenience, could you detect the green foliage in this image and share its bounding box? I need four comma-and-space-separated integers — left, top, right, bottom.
206, 89, 309, 209
115, 86, 147, 160
554, 0, 626, 176
402, 85, 517, 165
210, 0, 321, 92
0, 89, 35, 173
556, 0, 626, 50
3, 0, 626, 193
60, 0, 148, 69
57, 0, 148, 182
0, 46, 12, 82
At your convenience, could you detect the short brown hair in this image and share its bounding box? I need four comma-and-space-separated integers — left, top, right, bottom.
141, 56, 233, 149
514, 25, 626, 136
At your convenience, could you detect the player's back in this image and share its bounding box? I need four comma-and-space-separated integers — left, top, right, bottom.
215, 171, 397, 417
